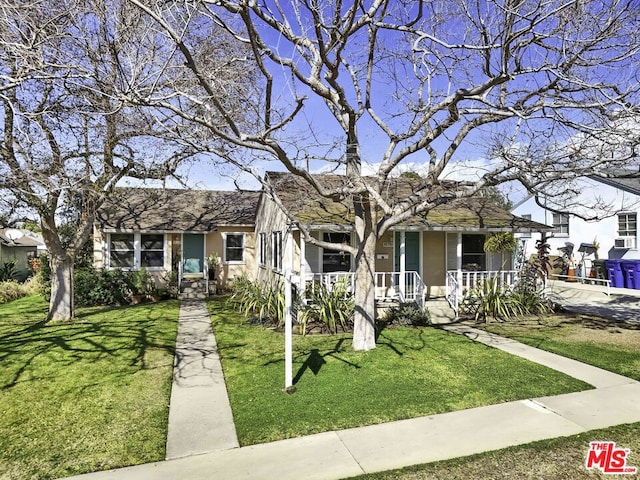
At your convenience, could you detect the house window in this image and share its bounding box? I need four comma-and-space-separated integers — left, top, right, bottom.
109, 232, 165, 269
141, 234, 164, 267
322, 232, 351, 272
272, 231, 282, 270
552, 213, 570, 235
462, 234, 486, 270
109, 233, 135, 268
258, 233, 266, 266
616, 213, 637, 249
224, 233, 245, 263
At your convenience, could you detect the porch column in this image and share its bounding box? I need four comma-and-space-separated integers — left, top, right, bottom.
456, 232, 463, 286
299, 232, 306, 292
399, 231, 406, 298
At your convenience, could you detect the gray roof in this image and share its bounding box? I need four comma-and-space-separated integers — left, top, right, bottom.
591, 169, 640, 196
0, 229, 45, 247
96, 188, 261, 232
267, 172, 550, 232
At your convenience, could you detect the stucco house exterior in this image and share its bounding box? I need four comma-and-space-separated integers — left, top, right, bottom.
94, 187, 260, 294
511, 171, 640, 279
252, 172, 547, 315
93, 174, 547, 313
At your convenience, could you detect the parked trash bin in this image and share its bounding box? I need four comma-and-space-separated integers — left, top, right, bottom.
604, 259, 624, 288
621, 260, 640, 290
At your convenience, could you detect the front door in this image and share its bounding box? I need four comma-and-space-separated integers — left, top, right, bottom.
395, 232, 421, 298
395, 232, 420, 273
182, 234, 205, 275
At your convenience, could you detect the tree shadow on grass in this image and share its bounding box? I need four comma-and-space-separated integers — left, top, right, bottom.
0, 302, 178, 390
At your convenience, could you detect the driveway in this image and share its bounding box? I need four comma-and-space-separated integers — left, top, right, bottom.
546, 280, 640, 324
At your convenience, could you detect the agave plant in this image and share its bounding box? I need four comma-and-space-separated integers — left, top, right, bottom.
298, 276, 354, 334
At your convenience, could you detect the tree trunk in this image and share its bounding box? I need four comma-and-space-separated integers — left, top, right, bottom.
352, 228, 377, 350
47, 254, 74, 322
352, 194, 377, 351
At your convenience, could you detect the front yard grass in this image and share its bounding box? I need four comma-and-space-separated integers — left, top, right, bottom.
0, 295, 180, 480
479, 314, 640, 381
208, 297, 592, 446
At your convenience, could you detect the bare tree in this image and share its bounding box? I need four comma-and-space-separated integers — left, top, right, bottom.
0, 0, 247, 320
130, 0, 640, 350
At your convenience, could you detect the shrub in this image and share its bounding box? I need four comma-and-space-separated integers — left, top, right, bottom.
462, 271, 554, 322
0, 281, 26, 304
229, 275, 285, 327
74, 267, 131, 306
384, 302, 431, 327
463, 275, 519, 322
298, 276, 354, 334
0, 261, 18, 282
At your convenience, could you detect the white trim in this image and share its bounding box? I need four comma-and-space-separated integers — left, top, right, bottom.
107, 232, 166, 271
223, 232, 246, 265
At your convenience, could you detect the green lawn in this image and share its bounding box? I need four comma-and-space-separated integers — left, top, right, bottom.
209, 298, 592, 446
0, 295, 180, 480
352, 315, 640, 480
479, 315, 640, 381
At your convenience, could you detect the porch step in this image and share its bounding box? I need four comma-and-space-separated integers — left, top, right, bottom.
425, 298, 456, 324
179, 278, 208, 299
178, 292, 208, 300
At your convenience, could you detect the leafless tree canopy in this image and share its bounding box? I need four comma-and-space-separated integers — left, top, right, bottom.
132, 0, 639, 222
0, 0, 249, 319
128, 0, 640, 349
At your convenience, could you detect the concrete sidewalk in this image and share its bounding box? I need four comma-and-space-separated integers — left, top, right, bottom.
62, 300, 640, 480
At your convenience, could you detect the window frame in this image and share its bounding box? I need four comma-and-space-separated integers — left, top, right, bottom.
552, 213, 570, 236
224, 232, 246, 264
108, 232, 165, 270
271, 230, 282, 271
109, 233, 136, 269
140, 233, 165, 268
616, 212, 638, 249
258, 232, 267, 267
322, 232, 352, 273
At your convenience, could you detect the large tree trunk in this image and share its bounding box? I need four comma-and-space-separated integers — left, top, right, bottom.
47, 253, 74, 322
352, 194, 377, 351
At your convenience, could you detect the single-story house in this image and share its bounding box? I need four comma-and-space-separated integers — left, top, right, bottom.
94, 174, 548, 314
511, 170, 640, 279
252, 172, 549, 314
94, 187, 261, 295
0, 228, 45, 281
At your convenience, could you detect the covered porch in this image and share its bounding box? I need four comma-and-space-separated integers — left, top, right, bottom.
292, 229, 522, 319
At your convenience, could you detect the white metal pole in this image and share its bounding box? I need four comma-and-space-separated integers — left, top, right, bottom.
284, 268, 293, 389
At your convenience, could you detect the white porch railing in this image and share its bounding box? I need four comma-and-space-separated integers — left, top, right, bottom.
446, 270, 520, 318
300, 271, 425, 307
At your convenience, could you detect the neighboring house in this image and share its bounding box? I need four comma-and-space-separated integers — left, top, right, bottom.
511, 171, 640, 276
0, 228, 45, 281
253, 172, 548, 313
94, 188, 260, 292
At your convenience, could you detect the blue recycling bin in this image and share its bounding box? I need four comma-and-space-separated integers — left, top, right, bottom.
621, 260, 640, 290
604, 259, 624, 288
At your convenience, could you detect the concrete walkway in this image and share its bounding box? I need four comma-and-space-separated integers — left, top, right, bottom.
546, 279, 640, 323
62, 299, 640, 480
165, 299, 238, 459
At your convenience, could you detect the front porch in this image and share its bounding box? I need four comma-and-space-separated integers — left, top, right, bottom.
299, 269, 521, 320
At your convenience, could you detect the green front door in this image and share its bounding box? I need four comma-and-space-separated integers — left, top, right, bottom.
395, 232, 420, 273
395, 232, 420, 298
183, 234, 205, 275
